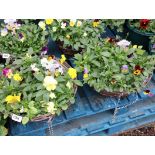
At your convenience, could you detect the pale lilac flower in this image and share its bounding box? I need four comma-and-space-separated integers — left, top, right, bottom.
117, 39, 131, 48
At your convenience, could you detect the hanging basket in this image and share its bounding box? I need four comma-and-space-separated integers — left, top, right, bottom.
99, 74, 152, 98
30, 57, 78, 122
56, 40, 83, 56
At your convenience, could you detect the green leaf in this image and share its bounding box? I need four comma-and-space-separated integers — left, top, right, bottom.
0, 126, 8, 136
22, 117, 29, 125
30, 107, 38, 115
136, 49, 144, 55
61, 104, 68, 110
74, 80, 83, 86
101, 52, 111, 57
92, 60, 100, 67
33, 72, 44, 81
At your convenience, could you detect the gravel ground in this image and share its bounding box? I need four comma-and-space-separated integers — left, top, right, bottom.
119, 124, 155, 136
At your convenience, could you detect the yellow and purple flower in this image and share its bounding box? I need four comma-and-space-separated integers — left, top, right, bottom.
121, 65, 128, 73
83, 68, 89, 79
18, 33, 25, 42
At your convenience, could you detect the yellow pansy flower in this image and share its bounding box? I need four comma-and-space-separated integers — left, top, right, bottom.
83, 73, 88, 79
45, 19, 54, 25
93, 21, 100, 27
43, 76, 58, 91
47, 102, 57, 114
70, 20, 75, 27
13, 73, 23, 82
60, 54, 66, 64
66, 34, 70, 39
68, 68, 77, 79
5, 95, 21, 104
133, 45, 138, 49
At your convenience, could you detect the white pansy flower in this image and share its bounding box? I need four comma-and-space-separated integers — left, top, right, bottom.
31, 63, 39, 72
4, 19, 16, 24
117, 39, 131, 48
43, 76, 58, 91
49, 92, 56, 99
1, 28, 8, 36
61, 22, 66, 29
41, 58, 49, 69
58, 67, 63, 74
77, 20, 82, 27
38, 21, 46, 30
83, 32, 87, 37
47, 102, 57, 114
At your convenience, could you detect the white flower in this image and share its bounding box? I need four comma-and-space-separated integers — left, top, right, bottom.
66, 81, 72, 89
49, 92, 56, 99
52, 27, 57, 32
31, 63, 39, 72
38, 21, 46, 30
61, 22, 66, 29
117, 39, 131, 48
58, 67, 64, 74
77, 20, 82, 27
4, 19, 16, 24
83, 32, 87, 37
47, 102, 57, 114
20, 106, 24, 113
1, 28, 8, 36
41, 58, 49, 69
43, 76, 58, 91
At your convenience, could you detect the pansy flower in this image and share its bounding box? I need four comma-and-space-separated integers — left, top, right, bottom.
117, 39, 130, 48
83, 32, 87, 37
61, 22, 67, 29
60, 54, 66, 64
140, 19, 150, 29
38, 21, 46, 30
93, 20, 100, 27
127, 53, 134, 58
45, 19, 54, 25
68, 68, 77, 79
133, 65, 144, 75
69, 19, 76, 27
83, 68, 89, 79
2, 68, 13, 78
5, 94, 21, 104
121, 65, 128, 73
111, 79, 116, 84
77, 20, 82, 27
107, 37, 117, 44
1, 28, 8, 36
18, 33, 25, 42
41, 46, 48, 56
152, 44, 155, 49
143, 90, 154, 97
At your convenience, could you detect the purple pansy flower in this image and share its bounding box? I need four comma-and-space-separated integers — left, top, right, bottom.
41, 46, 48, 56
152, 44, 155, 49
121, 65, 128, 73
84, 68, 88, 74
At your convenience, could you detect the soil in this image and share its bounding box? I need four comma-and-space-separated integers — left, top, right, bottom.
118, 124, 155, 136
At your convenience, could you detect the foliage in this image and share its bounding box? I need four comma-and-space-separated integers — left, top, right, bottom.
46, 19, 105, 51
74, 38, 155, 93
0, 19, 48, 56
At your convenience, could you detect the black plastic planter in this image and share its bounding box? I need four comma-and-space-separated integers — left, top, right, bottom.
125, 21, 155, 53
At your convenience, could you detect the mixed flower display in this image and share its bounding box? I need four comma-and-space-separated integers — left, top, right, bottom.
46, 19, 105, 54
0, 53, 82, 125
74, 38, 155, 93
0, 19, 48, 56
0, 19, 155, 135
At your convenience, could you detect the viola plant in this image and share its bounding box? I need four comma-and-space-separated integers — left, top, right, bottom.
129, 19, 155, 33
74, 38, 155, 94
0, 53, 82, 125
102, 19, 125, 33
0, 19, 48, 56
46, 19, 105, 54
